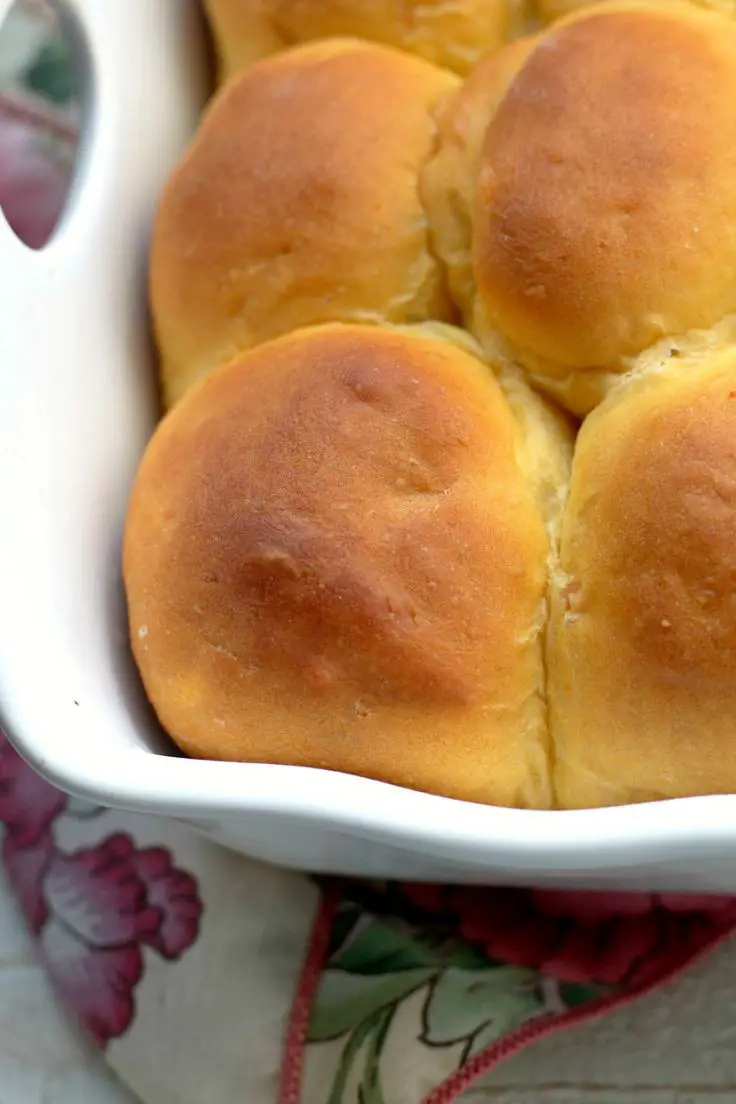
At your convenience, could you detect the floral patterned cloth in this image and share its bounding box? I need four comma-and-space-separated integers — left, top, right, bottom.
4, 8, 736, 1104
3, 729, 736, 1104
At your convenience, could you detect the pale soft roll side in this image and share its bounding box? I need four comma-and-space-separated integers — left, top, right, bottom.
423, 1, 736, 414
150, 39, 459, 410
124, 323, 572, 809
203, 0, 516, 81
549, 344, 736, 808
421, 34, 540, 322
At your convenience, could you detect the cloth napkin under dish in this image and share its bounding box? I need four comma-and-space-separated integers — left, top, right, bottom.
4, 730, 736, 1104
4, 9, 736, 1103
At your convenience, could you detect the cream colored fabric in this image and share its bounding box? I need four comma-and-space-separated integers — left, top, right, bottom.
2, 829, 736, 1104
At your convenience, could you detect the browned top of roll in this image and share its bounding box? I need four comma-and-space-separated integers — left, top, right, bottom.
471, 2, 736, 404
204, 0, 514, 80
536, 0, 736, 27
549, 346, 736, 808
569, 371, 736, 687
150, 39, 458, 408
125, 323, 562, 808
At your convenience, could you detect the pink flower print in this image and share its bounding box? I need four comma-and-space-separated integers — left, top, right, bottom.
531, 889, 736, 922
3, 832, 53, 933
0, 730, 66, 845
657, 893, 736, 913
44, 835, 162, 947
37, 833, 203, 1045
133, 847, 203, 958
2, 808, 203, 1048
41, 920, 144, 1047
398, 884, 736, 988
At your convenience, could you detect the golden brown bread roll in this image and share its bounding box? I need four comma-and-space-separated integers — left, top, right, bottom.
535, 0, 735, 28
423, 1, 736, 414
203, 0, 516, 81
124, 323, 573, 808
150, 39, 458, 410
549, 343, 736, 808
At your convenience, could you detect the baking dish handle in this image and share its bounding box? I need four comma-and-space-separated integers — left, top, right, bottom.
0, 0, 207, 289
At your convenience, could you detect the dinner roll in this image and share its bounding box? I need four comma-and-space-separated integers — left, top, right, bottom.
150, 39, 458, 410
423, 1, 736, 414
203, 0, 515, 81
124, 323, 573, 808
549, 343, 736, 808
535, 0, 736, 28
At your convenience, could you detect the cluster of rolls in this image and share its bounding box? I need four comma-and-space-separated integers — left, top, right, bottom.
124, 0, 736, 811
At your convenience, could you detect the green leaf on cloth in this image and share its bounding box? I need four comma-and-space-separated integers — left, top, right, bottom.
422, 966, 543, 1051
331, 914, 495, 976
327, 904, 363, 959
331, 917, 447, 974
323, 1004, 395, 1104
309, 967, 436, 1042
357, 1005, 395, 1104
559, 980, 610, 1007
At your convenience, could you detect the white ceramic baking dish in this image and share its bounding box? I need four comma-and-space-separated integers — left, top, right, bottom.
1, 0, 735, 891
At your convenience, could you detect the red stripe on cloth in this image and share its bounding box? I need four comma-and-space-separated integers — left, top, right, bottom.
278, 881, 343, 1104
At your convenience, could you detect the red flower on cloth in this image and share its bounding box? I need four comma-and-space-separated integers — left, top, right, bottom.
400, 883, 736, 987
0, 732, 203, 1047
0, 731, 66, 846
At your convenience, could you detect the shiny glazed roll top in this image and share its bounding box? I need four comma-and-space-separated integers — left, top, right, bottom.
150, 39, 459, 409
534, 0, 736, 28
549, 344, 736, 808
423, 1, 736, 413
124, 323, 573, 808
